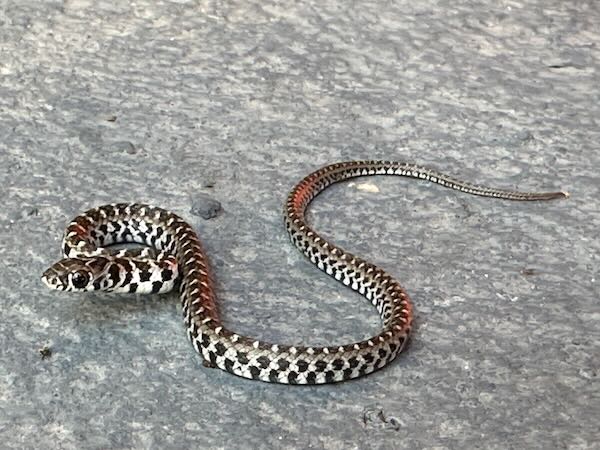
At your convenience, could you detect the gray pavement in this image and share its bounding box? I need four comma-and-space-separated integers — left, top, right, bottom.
0, 1, 598, 448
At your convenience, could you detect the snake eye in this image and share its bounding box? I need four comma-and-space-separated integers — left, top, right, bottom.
71, 271, 90, 289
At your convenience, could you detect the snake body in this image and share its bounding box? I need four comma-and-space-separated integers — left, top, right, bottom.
42, 161, 567, 384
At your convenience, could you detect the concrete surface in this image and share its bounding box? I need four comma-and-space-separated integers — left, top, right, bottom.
1, 1, 598, 448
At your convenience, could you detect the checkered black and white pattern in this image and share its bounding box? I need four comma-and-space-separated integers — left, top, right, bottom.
42, 161, 566, 384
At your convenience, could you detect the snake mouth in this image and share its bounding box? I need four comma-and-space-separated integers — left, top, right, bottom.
41, 270, 65, 291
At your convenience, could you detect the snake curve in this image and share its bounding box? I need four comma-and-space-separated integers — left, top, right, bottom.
41, 161, 567, 384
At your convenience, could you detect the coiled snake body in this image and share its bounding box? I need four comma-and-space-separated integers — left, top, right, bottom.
42, 161, 567, 384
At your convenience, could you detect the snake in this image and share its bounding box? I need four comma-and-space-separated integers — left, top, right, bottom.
41, 161, 567, 384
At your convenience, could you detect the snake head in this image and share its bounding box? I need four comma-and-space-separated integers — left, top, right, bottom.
41, 258, 96, 292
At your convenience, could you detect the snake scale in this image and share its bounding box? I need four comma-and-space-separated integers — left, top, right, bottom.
42, 161, 567, 384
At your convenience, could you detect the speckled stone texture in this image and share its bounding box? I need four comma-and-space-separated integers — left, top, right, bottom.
0, 0, 598, 448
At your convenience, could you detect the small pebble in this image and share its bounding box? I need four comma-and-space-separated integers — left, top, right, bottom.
356, 182, 380, 193
191, 195, 222, 219
517, 130, 534, 142
109, 141, 136, 154
39, 345, 52, 360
